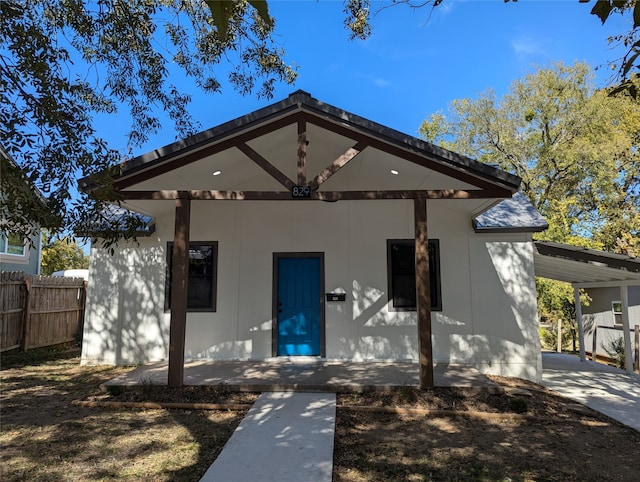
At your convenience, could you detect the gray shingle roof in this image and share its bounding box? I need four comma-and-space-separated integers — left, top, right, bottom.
473, 192, 548, 233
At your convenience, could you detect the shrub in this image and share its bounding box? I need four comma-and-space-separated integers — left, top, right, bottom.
508, 397, 528, 414
604, 337, 626, 369
539, 322, 575, 352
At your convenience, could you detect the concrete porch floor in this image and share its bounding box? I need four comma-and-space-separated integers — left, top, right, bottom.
101, 359, 501, 392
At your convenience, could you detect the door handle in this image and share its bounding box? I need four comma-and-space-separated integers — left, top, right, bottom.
278, 309, 283, 313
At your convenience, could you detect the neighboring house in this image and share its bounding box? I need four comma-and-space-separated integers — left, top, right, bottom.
534, 241, 640, 373
583, 286, 640, 361
0, 147, 47, 275
80, 91, 548, 385
0, 230, 41, 275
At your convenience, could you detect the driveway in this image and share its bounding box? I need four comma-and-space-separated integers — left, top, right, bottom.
540, 351, 640, 432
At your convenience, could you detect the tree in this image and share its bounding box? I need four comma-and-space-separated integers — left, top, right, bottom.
589, 0, 640, 97
41, 235, 89, 275
215, 1, 640, 89
1, 0, 296, 244
417, 61, 639, 328
419, 61, 639, 255
2, 0, 638, 244
0, 147, 60, 242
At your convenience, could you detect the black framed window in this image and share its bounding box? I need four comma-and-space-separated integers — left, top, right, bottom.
387, 239, 442, 311
165, 242, 218, 312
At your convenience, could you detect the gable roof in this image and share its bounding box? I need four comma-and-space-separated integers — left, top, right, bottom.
473, 192, 548, 233
80, 90, 521, 197
79, 205, 156, 238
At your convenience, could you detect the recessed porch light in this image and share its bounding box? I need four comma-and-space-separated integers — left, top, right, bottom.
390, 169, 399, 175
212, 170, 222, 176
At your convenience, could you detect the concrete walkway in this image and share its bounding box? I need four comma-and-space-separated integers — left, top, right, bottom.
199, 392, 336, 482
540, 351, 640, 432
100, 354, 640, 480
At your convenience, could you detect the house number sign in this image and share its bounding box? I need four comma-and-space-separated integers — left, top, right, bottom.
291, 185, 311, 198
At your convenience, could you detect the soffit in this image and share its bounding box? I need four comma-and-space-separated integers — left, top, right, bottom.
122, 122, 478, 193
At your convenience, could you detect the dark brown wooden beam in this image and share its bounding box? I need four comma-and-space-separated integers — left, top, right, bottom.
414, 197, 434, 389
297, 120, 307, 185
299, 112, 517, 193
168, 196, 191, 388
237, 143, 295, 190
120, 188, 510, 201
308, 141, 368, 191
113, 113, 304, 190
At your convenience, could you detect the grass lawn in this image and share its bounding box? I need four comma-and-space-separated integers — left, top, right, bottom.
1, 347, 249, 481
2, 347, 639, 481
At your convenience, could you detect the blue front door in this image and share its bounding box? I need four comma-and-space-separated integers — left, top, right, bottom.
276, 256, 322, 356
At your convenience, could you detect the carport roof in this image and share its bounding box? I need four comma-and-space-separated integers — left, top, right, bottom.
534, 241, 640, 285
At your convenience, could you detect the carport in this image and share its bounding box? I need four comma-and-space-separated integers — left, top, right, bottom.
534, 241, 640, 374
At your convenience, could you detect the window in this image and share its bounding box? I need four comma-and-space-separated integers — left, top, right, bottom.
0, 233, 26, 256
387, 239, 442, 311
612, 301, 622, 326
165, 242, 218, 312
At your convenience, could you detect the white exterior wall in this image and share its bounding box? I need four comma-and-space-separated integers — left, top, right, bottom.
82, 199, 541, 381
81, 244, 168, 365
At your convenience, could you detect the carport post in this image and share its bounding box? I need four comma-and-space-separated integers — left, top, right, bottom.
573, 286, 586, 362
620, 286, 633, 374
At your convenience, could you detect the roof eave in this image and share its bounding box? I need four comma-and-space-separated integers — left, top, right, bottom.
472, 223, 549, 234
81, 91, 521, 195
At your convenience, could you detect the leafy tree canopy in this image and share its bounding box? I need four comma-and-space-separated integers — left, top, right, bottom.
420, 61, 639, 255
1, 0, 638, 247
418, 61, 639, 327
41, 235, 89, 275
1, 0, 296, 244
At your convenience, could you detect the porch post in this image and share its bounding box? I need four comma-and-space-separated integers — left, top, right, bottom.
168, 195, 191, 387
414, 197, 434, 389
573, 286, 586, 362
620, 285, 633, 374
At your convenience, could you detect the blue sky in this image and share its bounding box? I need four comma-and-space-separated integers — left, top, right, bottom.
99, 0, 631, 156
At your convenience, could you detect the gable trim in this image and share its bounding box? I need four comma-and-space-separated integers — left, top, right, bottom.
81, 92, 521, 196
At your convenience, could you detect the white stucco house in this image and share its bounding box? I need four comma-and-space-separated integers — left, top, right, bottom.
80, 91, 547, 386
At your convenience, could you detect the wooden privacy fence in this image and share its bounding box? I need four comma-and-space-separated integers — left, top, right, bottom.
0, 272, 87, 352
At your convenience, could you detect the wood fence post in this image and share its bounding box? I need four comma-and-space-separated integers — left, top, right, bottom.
557, 320, 562, 353
21, 276, 32, 352
78, 281, 88, 346
591, 325, 598, 362
635, 325, 639, 373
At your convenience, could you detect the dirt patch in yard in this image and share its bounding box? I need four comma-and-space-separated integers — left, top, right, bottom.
3, 348, 639, 481
333, 377, 640, 482
1, 348, 250, 482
